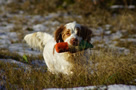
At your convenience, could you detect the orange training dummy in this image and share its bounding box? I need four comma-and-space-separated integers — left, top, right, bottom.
55, 42, 69, 53
55, 41, 93, 53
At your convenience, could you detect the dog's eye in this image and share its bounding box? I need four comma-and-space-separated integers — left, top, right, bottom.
66, 33, 70, 36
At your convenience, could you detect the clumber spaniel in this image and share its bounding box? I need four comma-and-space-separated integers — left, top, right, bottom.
24, 22, 92, 75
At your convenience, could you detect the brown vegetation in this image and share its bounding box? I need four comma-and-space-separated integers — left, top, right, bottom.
0, 48, 136, 89
0, 0, 136, 89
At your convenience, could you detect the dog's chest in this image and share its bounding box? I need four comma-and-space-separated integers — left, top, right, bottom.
62, 50, 91, 65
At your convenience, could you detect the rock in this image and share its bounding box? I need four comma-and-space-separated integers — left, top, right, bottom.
7, 32, 18, 42
0, 70, 6, 90
93, 27, 104, 36
111, 41, 118, 45
111, 31, 122, 40
31, 60, 47, 72
0, 32, 11, 47
45, 84, 136, 90
118, 47, 130, 55
105, 31, 111, 35
105, 24, 111, 30
103, 36, 111, 44
45, 13, 60, 20
127, 38, 136, 42
0, 0, 7, 5
97, 44, 104, 48
111, 5, 135, 9
91, 36, 102, 43
108, 45, 130, 55
51, 21, 60, 26
5, 24, 15, 31
0, 59, 31, 70
31, 15, 44, 23
0, 84, 6, 90
33, 24, 47, 31
8, 43, 41, 56
131, 34, 136, 38
31, 60, 46, 67
120, 38, 136, 44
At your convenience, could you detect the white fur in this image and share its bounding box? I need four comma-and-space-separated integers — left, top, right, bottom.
24, 22, 91, 75
24, 32, 53, 50
64, 34, 82, 45
43, 40, 73, 74
65, 21, 81, 31
24, 32, 74, 74
43, 41, 90, 74
64, 22, 82, 45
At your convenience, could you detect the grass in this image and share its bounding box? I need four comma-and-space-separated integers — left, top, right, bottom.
0, 48, 43, 63
0, 1, 136, 89
115, 41, 135, 48
0, 48, 136, 89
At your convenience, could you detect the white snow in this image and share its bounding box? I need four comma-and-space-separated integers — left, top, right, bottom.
33, 24, 47, 31
108, 84, 136, 90
46, 84, 136, 90
111, 5, 135, 9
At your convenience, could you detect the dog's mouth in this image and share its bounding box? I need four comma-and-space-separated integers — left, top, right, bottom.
70, 38, 79, 46
68, 45, 80, 53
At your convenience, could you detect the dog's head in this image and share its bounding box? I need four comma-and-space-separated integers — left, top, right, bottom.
54, 22, 92, 46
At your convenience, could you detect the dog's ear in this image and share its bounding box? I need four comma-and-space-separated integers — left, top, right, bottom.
80, 25, 92, 42
54, 25, 65, 43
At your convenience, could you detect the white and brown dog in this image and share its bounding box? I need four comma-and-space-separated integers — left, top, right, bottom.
24, 22, 92, 75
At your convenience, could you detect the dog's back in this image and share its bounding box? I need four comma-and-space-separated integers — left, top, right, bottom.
24, 32, 53, 50
24, 32, 74, 74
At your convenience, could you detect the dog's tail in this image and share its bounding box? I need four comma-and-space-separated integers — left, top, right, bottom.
24, 32, 53, 51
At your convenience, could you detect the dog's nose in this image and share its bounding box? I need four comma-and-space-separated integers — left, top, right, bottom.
70, 38, 79, 46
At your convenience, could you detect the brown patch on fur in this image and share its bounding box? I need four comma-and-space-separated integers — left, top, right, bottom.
62, 29, 71, 41
53, 45, 55, 55
77, 26, 92, 43
32, 33, 37, 37
63, 50, 90, 72
54, 25, 65, 43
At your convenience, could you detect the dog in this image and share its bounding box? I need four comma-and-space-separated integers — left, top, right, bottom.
24, 21, 92, 75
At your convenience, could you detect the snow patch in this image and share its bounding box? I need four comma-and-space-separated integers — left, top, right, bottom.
46, 84, 136, 90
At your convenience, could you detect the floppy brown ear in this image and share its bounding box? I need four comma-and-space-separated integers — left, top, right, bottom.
54, 25, 65, 43
80, 25, 92, 42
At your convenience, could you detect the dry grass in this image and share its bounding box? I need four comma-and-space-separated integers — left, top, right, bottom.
1, 1, 136, 89
0, 49, 43, 63
109, 11, 136, 32
0, 48, 136, 89
4, 0, 136, 15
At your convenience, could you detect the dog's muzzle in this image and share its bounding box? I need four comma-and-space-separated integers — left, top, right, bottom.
70, 38, 79, 46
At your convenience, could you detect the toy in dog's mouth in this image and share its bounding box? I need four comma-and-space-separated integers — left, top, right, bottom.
70, 38, 79, 46
55, 40, 93, 53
